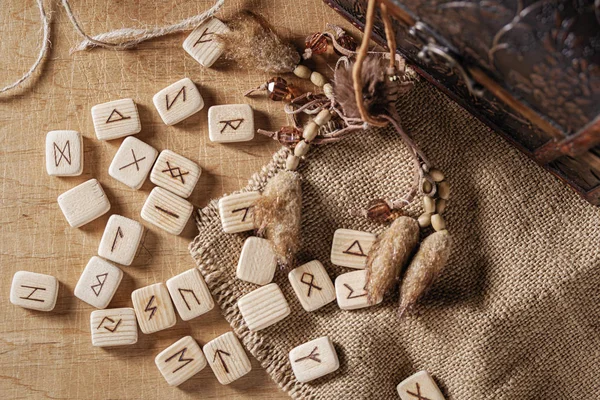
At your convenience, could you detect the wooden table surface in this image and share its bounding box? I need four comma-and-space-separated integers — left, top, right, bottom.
0, 1, 357, 398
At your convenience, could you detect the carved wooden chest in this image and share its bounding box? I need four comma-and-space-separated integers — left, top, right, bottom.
324, 0, 600, 204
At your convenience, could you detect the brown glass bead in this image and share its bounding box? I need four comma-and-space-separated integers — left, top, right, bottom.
284, 84, 303, 102
267, 77, 289, 101
334, 34, 357, 55
276, 126, 303, 148
305, 33, 328, 55
366, 199, 392, 222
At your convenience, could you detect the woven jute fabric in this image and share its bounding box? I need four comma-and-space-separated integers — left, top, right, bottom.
189, 78, 600, 399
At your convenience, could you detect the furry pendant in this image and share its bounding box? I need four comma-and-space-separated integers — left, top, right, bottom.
253, 170, 302, 269
365, 216, 420, 304
398, 230, 453, 317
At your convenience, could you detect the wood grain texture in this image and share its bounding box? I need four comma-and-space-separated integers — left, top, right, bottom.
0, 0, 358, 398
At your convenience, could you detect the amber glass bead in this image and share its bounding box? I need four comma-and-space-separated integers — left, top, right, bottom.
267, 77, 290, 101
305, 33, 328, 55
284, 84, 303, 102
366, 199, 392, 222
334, 34, 357, 55
277, 126, 303, 147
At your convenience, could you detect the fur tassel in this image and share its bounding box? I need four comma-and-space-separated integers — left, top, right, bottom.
253, 170, 302, 269
365, 216, 420, 304
398, 230, 453, 317
216, 11, 300, 73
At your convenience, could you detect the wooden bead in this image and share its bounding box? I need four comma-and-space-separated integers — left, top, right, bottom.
310, 71, 327, 87
422, 180, 433, 194
294, 140, 310, 157
323, 83, 334, 99
303, 121, 319, 142
314, 109, 332, 126
429, 168, 445, 182
436, 198, 447, 214
431, 214, 446, 231
418, 213, 431, 228
423, 196, 436, 213
286, 155, 300, 171
293, 65, 312, 79
438, 181, 450, 200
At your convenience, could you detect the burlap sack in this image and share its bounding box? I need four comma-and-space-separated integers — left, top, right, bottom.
189, 78, 600, 399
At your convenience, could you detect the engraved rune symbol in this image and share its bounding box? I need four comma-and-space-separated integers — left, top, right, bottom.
19, 285, 46, 302
294, 346, 321, 363
166, 86, 186, 110
178, 288, 200, 310
219, 118, 244, 133
111, 226, 124, 252
97, 316, 122, 332
213, 349, 231, 373
406, 383, 431, 400
232, 206, 252, 222
118, 149, 146, 171
300, 273, 322, 297
91, 273, 108, 297
54, 141, 72, 167
144, 295, 158, 320
166, 347, 194, 373
106, 108, 131, 123
344, 283, 367, 299
342, 240, 367, 257
155, 205, 179, 219
193, 27, 214, 46
162, 161, 189, 183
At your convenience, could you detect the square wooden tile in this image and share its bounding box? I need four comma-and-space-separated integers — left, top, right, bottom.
131, 283, 177, 334
150, 150, 201, 198
98, 214, 144, 266
288, 260, 336, 312
57, 179, 111, 228
237, 283, 290, 331
218, 191, 261, 233
141, 187, 194, 235
236, 237, 277, 285
208, 104, 255, 143
10, 271, 59, 312
397, 371, 446, 400
74, 256, 123, 309
153, 78, 204, 125
90, 307, 138, 347
45, 130, 83, 176
108, 136, 158, 189
166, 268, 214, 321
289, 336, 339, 383
155, 336, 207, 386
330, 228, 376, 269
183, 18, 230, 68
203, 332, 251, 385
334, 269, 382, 310
91, 98, 141, 140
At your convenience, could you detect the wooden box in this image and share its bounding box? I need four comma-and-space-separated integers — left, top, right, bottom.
324, 0, 600, 204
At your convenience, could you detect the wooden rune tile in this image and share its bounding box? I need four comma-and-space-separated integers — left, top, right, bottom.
74, 256, 123, 309
98, 214, 144, 266
57, 179, 111, 228
131, 283, 176, 334
289, 336, 339, 383
141, 187, 194, 235
10, 271, 59, 312
90, 307, 138, 347
397, 371, 446, 400
155, 336, 207, 386
203, 332, 251, 385
208, 104, 255, 143
330, 228, 376, 269
153, 78, 204, 125
45, 130, 83, 176
108, 136, 158, 189
288, 260, 336, 312
166, 268, 214, 321
183, 18, 230, 68
91, 98, 141, 140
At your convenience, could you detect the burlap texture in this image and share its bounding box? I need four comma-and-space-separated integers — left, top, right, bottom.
189, 78, 600, 399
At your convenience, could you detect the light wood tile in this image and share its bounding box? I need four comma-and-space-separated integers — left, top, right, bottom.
237, 283, 290, 332
150, 149, 201, 198
218, 191, 261, 233
141, 187, 194, 235
397, 371, 446, 400
166, 268, 214, 321
74, 256, 123, 309
108, 136, 158, 189
91, 98, 141, 140
155, 336, 207, 386
183, 18, 230, 68
203, 332, 252, 385
334, 269, 382, 310
98, 214, 144, 266
90, 307, 138, 347
57, 179, 111, 228
236, 237, 277, 285
131, 283, 177, 334
330, 228, 376, 269
288, 260, 336, 312
152, 78, 204, 125
10, 271, 59, 312
45, 130, 83, 176
208, 104, 255, 143
289, 336, 339, 383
